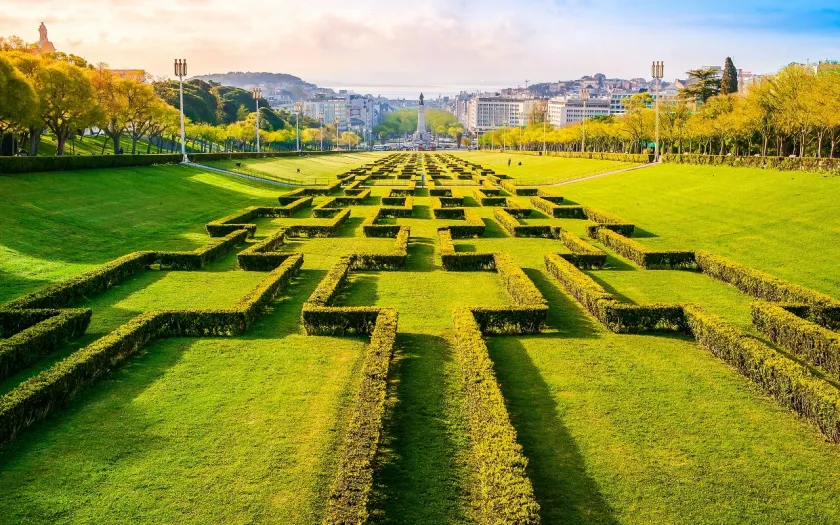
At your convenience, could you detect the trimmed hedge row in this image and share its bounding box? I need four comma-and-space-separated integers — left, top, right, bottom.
433, 207, 467, 220
430, 188, 453, 197
469, 305, 549, 336
475, 189, 507, 206
449, 209, 486, 239
530, 197, 586, 219
351, 227, 410, 271
583, 208, 635, 237
662, 154, 840, 174
156, 229, 249, 270
596, 229, 696, 269
522, 151, 651, 163
544, 253, 686, 333
286, 208, 350, 238
751, 302, 840, 381
494, 208, 552, 238
438, 229, 496, 271
362, 204, 413, 238
432, 196, 464, 208
312, 193, 370, 218
685, 304, 840, 442
451, 307, 541, 525
0, 308, 92, 381
552, 227, 606, 269
494, 253, 547, 308
500, 180, 539, 196
695, 251, 840, 327
322, 308, 398, 525
237, 229, 296, 271
0, 154, 183, 175
0, 254, 303, 444
206, 206, 261, 237
4, 251, 158, 310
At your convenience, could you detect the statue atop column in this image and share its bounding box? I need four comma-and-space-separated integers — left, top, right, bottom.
35, 22, 56, 54
39, 23, 48, 42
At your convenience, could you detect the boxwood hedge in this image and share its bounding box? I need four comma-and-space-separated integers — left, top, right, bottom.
596, 229, 696, 269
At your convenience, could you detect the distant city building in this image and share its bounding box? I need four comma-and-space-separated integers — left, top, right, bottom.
301, 93, 380, 131
547, 97, 610, 126
817, 60, 840, 73
466, 95, 538, 132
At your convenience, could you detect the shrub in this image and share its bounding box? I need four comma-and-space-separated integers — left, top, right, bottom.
237, 229, 297, 271
449, 209, 486, 239
661, 154, 840, 175
552, 227, 606, 269
439, 229, 496, 271
4, 251, 158, 310
469, 305, 549, 335
530, 197, 586, 219
351, 227, 410, 271
286, 209, 350, 238
500, 180, 539, 196
685, 304, 840, 442
751, 302, 840, 381
322, 309, 398, 525
544, 253, 686, 333
0, 308, 92, 381
583, 208, 635, 237
494, 253, 547, 307
695, 251, 840, 325
596, 229, 696, 269
494, 208, 552, 238
156, 229, 249, 270
475, 189, 507, 206
205, 206, 260, 237
450, 307, 540, 525
430, 188, 453, 197
0, 154, 182, 175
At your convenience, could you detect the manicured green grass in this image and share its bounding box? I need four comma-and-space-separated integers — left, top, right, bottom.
0, 164, 286, 303
451, 151, 636, 185
37, 133, 164, 156
3, 156, 840, 524
203, 152, 387, 185
560, 163, 840, 297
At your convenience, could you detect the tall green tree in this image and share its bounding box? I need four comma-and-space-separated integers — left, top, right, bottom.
679, 67, 722, 104
0, 54, 37, 136
721, 57, 739, 95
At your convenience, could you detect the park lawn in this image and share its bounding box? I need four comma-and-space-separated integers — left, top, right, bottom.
558, 162, 840, 298
451, 150, 636, 185
0, 164, 289, 304
37, 133, 164, 156
0, 267, 368, 525
202, 152, 386, 185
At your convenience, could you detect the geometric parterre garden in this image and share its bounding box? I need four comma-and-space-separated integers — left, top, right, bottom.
3, 152, 840, 524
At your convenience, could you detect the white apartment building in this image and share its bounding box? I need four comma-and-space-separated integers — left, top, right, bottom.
547, 97, 611, 126
303, 95, 379, 131
303, 98, 348, 128
466, 96, 538, 132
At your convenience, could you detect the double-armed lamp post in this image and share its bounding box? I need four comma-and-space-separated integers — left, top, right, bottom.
581, 87, 590, 153
652, 60, 664, 162
252, 87, 262, 153
174, 59, 188, 163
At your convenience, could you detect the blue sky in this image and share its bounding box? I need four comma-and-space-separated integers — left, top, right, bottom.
1, 0, 838, 87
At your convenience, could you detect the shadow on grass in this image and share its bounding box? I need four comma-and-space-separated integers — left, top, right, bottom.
631, 227, 658, 239
586, 271, 637, 305
481, 218, 510, 238
524, 268, 602, 338
488, 335, 619, 525
336, 217, 364, 237
413, 205, 433, 220
0, 269, 51, 306
405, 238, 437, 272
462, 195, 480, 207
371, 333, 469, 525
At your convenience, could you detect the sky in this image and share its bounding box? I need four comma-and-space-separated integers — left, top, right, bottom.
1, 0, 838, 91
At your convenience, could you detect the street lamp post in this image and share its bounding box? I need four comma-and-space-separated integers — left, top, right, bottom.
320, 116, 324, 151
252, 87, 261, 153
581, 87, 590, 153
652, 60, 665, 162
174, 59, 188, 163
295, 102, 301, 152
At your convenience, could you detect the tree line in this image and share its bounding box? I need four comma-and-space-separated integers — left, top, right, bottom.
480, 63, 840, 158
0, 39, 355, 156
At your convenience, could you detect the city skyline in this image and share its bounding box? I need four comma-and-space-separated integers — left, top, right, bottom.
1, 0, 838, 86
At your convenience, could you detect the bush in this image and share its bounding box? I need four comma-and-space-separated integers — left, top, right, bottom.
752, 302, 840, 381
661, 154, 840, 175
0, 308, 92, 381
583, 208, 635, 237
475, 189, 507, 206
286, 209, 350, 238
522, 151, 650, 163
430, 188, 453, 197
156, 229, 249, 270
552, 227, 606, 269
494, 208, 552, 238
351, 227, 410, 271
450, 307, 541, 525
322, 309, 398, 525
596, 229, 696, 269
4, 251, 158, 310
500, 180, 539, 196
0, 154, 182, 175
205, 206, 260, 237
685, 304, 840, 442
494, 253, 547, 307
695, 251, 840, 324
530, 197, 586, 219
544, 253, 686, 333
439, 229, 496, 271
237, 229, 296, 271
449, 209, 486, 239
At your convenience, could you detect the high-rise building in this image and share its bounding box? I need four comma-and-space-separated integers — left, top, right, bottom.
547, 97, 611, 126
466, 96, 538, 132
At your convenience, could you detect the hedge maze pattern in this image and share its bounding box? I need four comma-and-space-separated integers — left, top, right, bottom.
3, 152, 840, 524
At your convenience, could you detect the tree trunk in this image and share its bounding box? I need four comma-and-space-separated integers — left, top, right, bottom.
28, 127, 42, 156
56, 132, 67, 156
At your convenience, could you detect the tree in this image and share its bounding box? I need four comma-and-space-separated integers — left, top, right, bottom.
721, 57, 739, 95
91, 67, 132, 154
679, 67, 722, 104
0, 54, 37, 138
37, 61, 100, 155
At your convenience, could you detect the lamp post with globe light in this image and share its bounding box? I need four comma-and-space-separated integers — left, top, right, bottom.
652, 60, 664, 162
252, 87, 262, 153
174, 59, 188, 163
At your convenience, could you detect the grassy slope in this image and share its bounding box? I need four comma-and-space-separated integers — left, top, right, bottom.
451, 150, 636, 185
3, 157, 840, 523
561, 163, 840, 297
37, 134, 162, 156
203, 152, 387, 185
